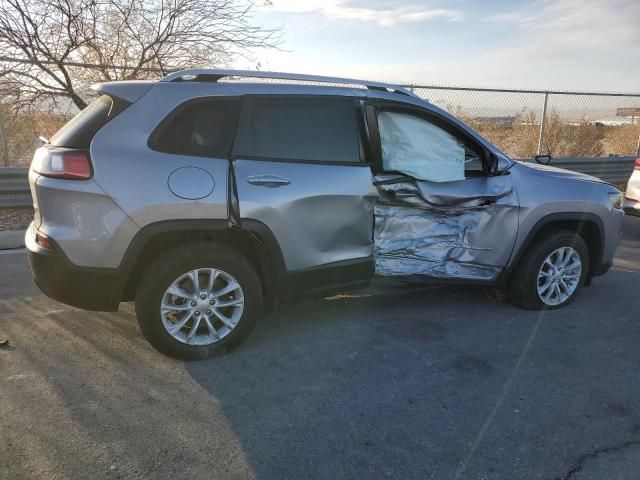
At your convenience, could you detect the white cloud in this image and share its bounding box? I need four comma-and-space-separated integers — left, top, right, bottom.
265, 0, 462, 26
475, 0, 640, 90
245, 0, 640, 91
485, 0, 638, 40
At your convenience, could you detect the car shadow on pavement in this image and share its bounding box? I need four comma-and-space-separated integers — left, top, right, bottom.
186, 284, 515, 479
184, 279, 640, 480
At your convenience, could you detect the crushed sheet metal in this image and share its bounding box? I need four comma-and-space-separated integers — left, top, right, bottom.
374, 203, 501, 279
373, 176, 517, 280
375, 176, 514, 211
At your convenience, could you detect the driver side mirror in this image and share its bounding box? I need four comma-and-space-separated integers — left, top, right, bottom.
488, 152, 499, 173
534, 154, 552, 165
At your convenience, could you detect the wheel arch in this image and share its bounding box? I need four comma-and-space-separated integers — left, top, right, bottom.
118, 219, 286, 302
502, 212, 604, 285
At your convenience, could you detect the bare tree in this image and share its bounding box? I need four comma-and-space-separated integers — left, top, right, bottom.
604, 124, 640, 156
511, 109, 539, 158
564, 119, 604, 157
0, 104, 68, 166
0, 0, 280, 111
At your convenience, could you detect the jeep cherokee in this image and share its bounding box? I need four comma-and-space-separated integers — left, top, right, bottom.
26, 70, 625, 359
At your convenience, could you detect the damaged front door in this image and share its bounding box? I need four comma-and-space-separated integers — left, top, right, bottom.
367, 103, 519, 282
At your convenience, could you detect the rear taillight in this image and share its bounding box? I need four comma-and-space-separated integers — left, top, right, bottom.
32, 148, 92, 180
635, 158, 640, 170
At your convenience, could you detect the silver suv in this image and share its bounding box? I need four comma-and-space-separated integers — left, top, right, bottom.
26, 70, 625, 359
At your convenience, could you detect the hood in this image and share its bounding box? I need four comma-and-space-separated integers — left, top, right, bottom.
515, 161, 608, 185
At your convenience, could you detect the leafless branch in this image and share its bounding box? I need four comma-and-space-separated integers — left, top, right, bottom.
0, 0, 281, 112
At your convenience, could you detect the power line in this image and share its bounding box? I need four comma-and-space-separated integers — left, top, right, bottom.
406, 83, 640, 98
0, 55, 175, 73
2, 55, 639, 97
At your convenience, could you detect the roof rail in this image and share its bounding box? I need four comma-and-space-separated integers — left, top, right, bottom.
161, 69, 417, 97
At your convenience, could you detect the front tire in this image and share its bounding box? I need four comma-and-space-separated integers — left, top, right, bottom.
508, 229, 589, 310
135, 242, 262, 360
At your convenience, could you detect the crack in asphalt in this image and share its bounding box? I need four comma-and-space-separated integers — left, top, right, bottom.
556, 440, 640, 480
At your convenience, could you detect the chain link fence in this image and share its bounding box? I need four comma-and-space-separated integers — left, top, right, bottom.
406, 85, 640, 159
1, 76, 639, 167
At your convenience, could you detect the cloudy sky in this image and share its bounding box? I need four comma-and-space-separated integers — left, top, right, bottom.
235, 0, 639, 92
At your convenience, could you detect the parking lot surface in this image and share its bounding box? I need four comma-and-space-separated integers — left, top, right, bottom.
1, 216, 640, 480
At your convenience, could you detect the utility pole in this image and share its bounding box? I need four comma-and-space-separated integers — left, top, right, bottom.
0, 105, 9, 167
536, 92, 549, 156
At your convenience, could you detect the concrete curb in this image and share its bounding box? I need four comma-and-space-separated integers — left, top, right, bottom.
0, 229, 26, 249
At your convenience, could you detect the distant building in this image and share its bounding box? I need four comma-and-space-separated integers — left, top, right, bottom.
593, 117, 634, 127
473, 116, 515, 125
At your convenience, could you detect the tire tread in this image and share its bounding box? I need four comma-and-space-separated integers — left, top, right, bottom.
508, 229, 589, 310
135, 241, 262, 360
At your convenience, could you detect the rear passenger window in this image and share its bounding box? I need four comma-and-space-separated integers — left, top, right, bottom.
150, 98, 240, 158
235, 97, 361, 163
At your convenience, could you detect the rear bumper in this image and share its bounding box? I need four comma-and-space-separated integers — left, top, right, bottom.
25, 225, 122, 311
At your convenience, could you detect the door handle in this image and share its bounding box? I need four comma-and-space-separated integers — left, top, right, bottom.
246, 175, 291, 188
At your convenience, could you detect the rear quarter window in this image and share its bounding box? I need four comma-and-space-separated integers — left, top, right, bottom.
50, 95, 130, 149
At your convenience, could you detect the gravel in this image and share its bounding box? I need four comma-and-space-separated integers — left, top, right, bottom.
0, 208, 34, 231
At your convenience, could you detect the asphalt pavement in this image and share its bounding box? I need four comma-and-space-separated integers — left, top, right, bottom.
1, 216, 639, 480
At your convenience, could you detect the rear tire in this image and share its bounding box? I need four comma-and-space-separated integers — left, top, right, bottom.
135, 242, 262, 360
508, 229, 589, 310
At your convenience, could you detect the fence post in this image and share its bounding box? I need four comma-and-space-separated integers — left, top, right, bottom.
536, 91, 549, 155
0, 106, 9, 167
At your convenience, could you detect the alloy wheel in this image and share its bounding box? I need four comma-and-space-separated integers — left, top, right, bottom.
160, 268, 244, 345
536, 247, 582, 306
